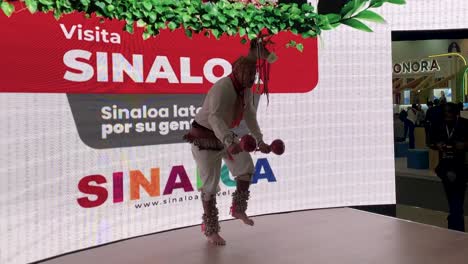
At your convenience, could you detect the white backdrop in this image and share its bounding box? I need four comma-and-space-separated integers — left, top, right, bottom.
2, 1, 464, 263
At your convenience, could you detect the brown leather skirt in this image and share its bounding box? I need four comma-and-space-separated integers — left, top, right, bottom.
183, 121, 224, 151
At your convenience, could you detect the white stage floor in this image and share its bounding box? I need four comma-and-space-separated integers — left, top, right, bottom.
40, 208, 468, 264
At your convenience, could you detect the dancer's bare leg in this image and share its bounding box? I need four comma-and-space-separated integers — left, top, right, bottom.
231, 177, 254, 226
201, 193, 226, 245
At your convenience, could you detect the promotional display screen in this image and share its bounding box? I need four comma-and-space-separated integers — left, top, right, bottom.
0, 1, 416, 263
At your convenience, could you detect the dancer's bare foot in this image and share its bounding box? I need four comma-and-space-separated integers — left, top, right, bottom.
206, 233, 226, 246
232, 211, 254, 226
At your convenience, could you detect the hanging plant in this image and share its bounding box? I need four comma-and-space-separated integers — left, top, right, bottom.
1, 0, 405, 52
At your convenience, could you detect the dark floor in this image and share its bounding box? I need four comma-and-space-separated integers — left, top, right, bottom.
397, 204, 468, 229
395, 157, 468, 231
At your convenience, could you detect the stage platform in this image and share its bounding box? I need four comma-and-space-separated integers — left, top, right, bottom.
40, 208, 468, 264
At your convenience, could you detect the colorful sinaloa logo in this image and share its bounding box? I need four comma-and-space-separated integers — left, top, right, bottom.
77, 158, 276, 208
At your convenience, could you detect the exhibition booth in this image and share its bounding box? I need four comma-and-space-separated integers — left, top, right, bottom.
1, 0, 468, 264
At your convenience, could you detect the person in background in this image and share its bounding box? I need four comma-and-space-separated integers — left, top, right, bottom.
426, 99, 443, 133
424, 101, 434, 145
457, 102, 464, 112
394, 113, 406, 142
406, 104, 418, 149
416, 104, 425, 127
399, 108, 408, 139
426, 101, 434, 114
440, 91, 447, 104
430, 103, 468, 232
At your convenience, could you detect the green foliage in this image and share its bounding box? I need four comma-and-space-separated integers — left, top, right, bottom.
1, 2, 14, 17
2, 0, 405, 51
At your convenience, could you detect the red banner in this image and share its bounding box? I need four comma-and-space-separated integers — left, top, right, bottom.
0, 8, 318, 94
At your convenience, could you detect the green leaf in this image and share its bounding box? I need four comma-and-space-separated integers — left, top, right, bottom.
290, 6, 301, 15
302, 30, 317, 38
182, 14, 191, 23
241, 38, 248, 45
247, 31, 257, 40
25, 0, 38, 13
185, 28, 193, 38
325, 14, 341, 24
1, 2, 14, 17
354, 10, 386, 23
125, 23, 134, 34
149, 13, 157, 23
143, 1, 153, 11
370, 0, 385, 7
386, 0, 406, 4
341, 18, 373, 32
227, 27, 236, 36
168, 21, 178, 31
218, 15, 227, 23
137, 19, 147, 27
318, 15, 333, 30
234, 2, 244, 9
53, 10, 62, 20
212, 29, 221, 39
219, 24, 228, 32
296, 43, 304, 52
38, 0, 53, 5
95, 2, 106, 11
239, 28, 246, 37
155, 5, 164, 14
301, 3, 314, 12
80, 0, 90, 6
341, 0, 357, 16
286, 40, 297, 48
341, 0, 367, 19
225, 9, 236, 18
143, 32, 151, 40
290, 14, 301, 21
280, 4, 290, 12
107, 5, 115, 12
156, 21, 167, 29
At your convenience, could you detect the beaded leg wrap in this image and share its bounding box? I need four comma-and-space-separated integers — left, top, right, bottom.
201, 195, 220, 236
230, 179, 251, 215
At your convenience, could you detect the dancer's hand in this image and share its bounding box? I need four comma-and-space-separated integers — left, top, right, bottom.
258, 141, 271, 154
228, 143, 242, 155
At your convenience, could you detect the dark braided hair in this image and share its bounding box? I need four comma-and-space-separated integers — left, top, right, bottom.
232, 56, 257, 86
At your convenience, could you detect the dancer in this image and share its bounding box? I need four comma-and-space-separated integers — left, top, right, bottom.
184, 39, 277, 245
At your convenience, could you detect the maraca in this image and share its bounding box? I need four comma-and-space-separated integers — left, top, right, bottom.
270, 139, 285, 155
240, 135, 257, 152
240, 135, 285, 155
